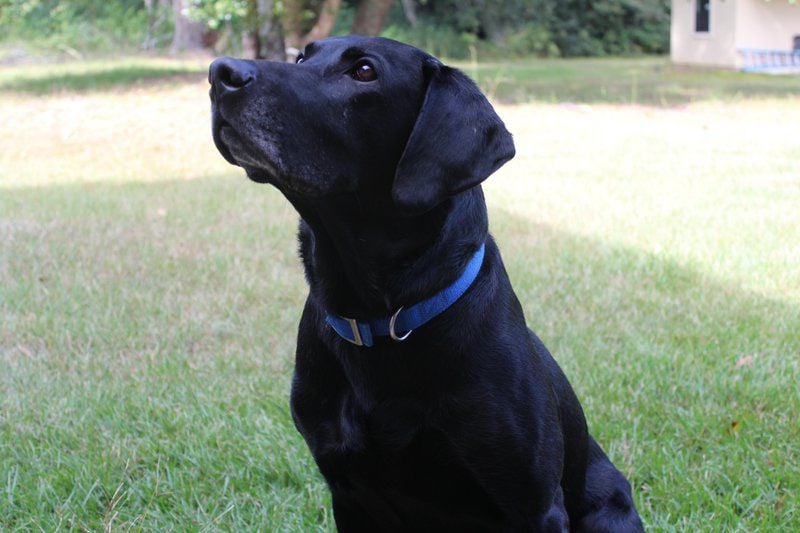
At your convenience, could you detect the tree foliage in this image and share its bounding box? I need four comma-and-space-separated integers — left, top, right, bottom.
383, 0, 671, 58
0, 0, 672, 59
0, 0, 153, 55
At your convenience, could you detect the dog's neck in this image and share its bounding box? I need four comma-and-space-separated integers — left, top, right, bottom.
285, 187, 489, 319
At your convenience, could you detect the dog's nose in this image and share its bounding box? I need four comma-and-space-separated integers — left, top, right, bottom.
209, 57, 256, 94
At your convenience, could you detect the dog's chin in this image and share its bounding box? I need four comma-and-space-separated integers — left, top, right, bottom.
246, 166, 352, 200
243, 167, 274, 184
214, 123, 351, 198
215, 126, 279, 181
212, 125, 238, 166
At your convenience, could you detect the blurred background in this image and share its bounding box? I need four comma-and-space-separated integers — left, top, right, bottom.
1, 0, 675, 62
1, 1, 799, 531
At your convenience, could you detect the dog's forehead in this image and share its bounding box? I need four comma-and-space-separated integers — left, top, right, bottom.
305, 36, 428, 65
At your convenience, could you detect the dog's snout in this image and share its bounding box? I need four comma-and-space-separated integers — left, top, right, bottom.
209, 57, 256, 94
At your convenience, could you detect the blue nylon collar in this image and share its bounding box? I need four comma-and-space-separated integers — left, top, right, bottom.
325, 243, 486, 347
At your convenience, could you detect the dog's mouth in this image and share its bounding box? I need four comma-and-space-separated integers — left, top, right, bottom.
211, 114, 277, 184
210, 94, 252, 166
210, 101, 333, 197
212, 119, 238, 166
212, 114, 264, 170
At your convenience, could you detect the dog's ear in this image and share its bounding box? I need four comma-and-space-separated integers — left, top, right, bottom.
392, 59, 515, 214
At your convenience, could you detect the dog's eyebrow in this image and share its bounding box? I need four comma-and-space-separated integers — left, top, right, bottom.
304, 41, 319, 57
341, 46, 367, 60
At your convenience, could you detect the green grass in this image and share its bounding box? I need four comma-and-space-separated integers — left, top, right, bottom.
460, 56, 800, 104
1, 57, 799, 530
3, 55, 798, 105
0, 57, 206, 94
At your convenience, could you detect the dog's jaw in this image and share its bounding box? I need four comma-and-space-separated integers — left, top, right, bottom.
211, 111, 287, 187
210, 115, 237, 166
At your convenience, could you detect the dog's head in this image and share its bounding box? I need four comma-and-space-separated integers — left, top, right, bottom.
209, 36, 514, 214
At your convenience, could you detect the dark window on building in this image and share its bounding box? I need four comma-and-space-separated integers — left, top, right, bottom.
696, 0, 710, 33
794, 35, 800, 51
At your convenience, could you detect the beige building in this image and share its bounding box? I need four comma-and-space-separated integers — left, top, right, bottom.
671, 0, 800, 71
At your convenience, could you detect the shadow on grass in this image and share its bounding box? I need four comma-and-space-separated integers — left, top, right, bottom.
1, 176, 799, 529
492, 206, 800, 528
0, 64, 206, 94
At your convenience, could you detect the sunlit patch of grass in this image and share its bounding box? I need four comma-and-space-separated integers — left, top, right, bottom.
1, 57, 799, 530
0, 75, 227, 188
490, 99, 800, 304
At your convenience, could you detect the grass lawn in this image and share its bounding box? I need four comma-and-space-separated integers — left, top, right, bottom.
463, 55, 800, 105
1, 56, 799, 530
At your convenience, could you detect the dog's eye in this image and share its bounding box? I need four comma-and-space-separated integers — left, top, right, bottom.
352, 60, 377, 82
296, 53, 304, 64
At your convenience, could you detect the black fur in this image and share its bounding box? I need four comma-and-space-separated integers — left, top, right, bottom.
209, 36, 644, 532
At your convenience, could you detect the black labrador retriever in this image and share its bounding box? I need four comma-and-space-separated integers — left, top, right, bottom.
209, 36, 644, 532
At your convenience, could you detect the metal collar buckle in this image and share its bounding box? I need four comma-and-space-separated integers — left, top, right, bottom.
389, 306, 413, 342
345, 317, 364, 346
325, 243, 484, 348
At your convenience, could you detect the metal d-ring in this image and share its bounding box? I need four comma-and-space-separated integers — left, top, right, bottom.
389, 306, 413, 341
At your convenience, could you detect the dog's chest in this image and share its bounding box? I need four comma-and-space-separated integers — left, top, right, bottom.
310, 390, 428, 462
298, 390, 497, 522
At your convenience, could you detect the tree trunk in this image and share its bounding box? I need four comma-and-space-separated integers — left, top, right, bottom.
300, 0, 342, 47
400, 0, 417, 27
258, 0, 286, 60
260, 21, 286, 60
284, 0, 342, 52
242, 29, 260, 59
144, 0, 155, 49
212, 22, 232, 55
170, 0, 206, 53
144, 0, 171, 50
351, 0, 394, 36
242, 0, 286, 60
